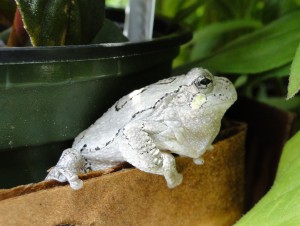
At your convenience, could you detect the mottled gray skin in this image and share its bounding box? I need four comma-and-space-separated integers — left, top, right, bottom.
45, 68, 237, 190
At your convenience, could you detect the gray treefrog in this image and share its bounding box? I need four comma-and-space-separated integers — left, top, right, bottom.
45, 68, 237, 190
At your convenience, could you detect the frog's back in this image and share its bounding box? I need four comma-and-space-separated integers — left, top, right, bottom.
73, 74, 197, 149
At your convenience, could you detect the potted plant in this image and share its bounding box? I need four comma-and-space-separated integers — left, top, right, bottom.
0, 0, 191, 187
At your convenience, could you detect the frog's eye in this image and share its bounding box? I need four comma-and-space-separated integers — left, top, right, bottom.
194, 77, 213, 89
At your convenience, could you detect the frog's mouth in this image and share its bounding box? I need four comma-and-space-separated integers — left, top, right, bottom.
190, 93, 236, 110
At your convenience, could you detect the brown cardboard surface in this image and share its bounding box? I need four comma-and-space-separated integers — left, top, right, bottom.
0, 124, 246, 226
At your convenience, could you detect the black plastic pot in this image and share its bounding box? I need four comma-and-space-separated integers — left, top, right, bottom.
0, 9, 191, 188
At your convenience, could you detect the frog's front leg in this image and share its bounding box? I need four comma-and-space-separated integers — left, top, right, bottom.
120, 121, 183, 188
45, 148, 84, 190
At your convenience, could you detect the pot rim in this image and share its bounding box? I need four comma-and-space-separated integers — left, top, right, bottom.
0, 9, 192, 65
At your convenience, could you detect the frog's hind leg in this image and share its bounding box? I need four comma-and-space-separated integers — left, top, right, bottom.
120, 122, 183, 188
45, 148, 84, 190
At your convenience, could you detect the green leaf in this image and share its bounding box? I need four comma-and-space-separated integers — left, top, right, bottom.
259, 96, 300, 111
234, 74, 248, 88
171, 0, 205, 24
259, 64, 290, 79
202, 0, 255, 23
156, 0, 183, 18
190, 19, 262, 61
243, 64, 290, 91
280, 0, 300, 15
198, 10, 300, 74
287, 42, 300, 99
235, 131, 300, 225
16, 0, 104, 46
106, 0, 127, 8
70, 0, 105, 44
91, 19, 128, 44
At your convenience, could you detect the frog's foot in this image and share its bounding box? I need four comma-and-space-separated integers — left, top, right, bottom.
46, 166, 83, 190
120, 121, 183, 189
45, 148, 84, 190
193, 157, 205, 165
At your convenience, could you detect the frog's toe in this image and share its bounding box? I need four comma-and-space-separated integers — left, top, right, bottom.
166, 172, 183, 189
69, 175, 83, 190
45, 167, 67, 182
193, 157, 205, 165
